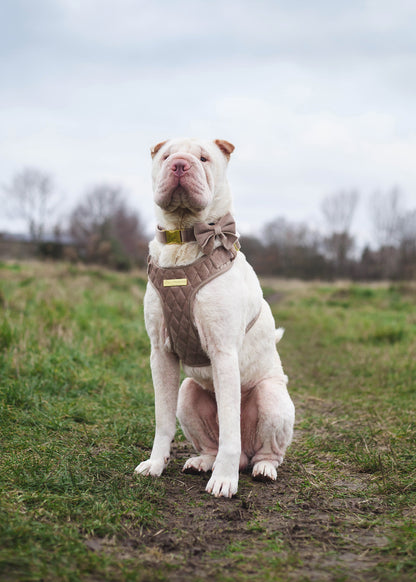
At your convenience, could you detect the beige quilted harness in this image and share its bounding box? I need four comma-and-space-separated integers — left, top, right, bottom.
148, 213, 260, 367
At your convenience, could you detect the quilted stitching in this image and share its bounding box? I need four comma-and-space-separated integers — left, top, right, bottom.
148, 247, 235, 367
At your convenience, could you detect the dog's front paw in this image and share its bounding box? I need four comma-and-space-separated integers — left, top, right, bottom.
252, 460, 277, 482
134, 458, 167, 477
205, 469, 238, 498
183, 454, 216, 474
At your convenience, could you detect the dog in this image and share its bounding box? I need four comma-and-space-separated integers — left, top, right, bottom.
135, 138, 295, 498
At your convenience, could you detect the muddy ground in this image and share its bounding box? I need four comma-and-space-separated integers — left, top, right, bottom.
88, 400, 400, 582
135, 448, 389, 581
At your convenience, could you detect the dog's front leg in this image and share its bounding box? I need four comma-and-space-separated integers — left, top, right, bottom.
206, 350, 241, 498
135, 348, 180, 477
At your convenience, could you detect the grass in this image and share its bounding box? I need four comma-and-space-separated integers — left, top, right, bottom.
1, 261, 415, 581
0, 262, 162, 581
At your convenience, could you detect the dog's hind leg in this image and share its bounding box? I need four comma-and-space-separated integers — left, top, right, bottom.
247, 377, 295, 481
177, 378, 218, 473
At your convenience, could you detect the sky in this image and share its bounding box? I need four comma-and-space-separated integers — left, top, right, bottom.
1, 0, 416, 247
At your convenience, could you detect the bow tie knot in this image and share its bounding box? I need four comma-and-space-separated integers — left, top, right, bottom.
194, 212, 239, 255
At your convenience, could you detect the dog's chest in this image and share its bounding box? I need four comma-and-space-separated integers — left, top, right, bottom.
147, 247, 236, 367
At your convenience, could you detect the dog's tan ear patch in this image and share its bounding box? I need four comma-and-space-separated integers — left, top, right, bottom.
151, 140, 168, 158
214, 139, 235, 159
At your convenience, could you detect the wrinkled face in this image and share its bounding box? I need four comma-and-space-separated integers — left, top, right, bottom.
150, 138, 234, 217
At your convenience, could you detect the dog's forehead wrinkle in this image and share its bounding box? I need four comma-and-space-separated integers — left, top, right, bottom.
166, 138, 218, 159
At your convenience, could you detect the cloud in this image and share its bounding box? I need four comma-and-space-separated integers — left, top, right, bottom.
1, 0, 416, 247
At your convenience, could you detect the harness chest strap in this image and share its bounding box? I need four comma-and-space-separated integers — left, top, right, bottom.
148, 246, 260, 367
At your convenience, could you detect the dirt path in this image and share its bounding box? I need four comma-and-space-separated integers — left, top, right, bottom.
108, 410, 395, 582
82, 395, 403, 581
140, 448, 387, 581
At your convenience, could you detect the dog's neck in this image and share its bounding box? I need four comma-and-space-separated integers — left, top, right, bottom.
153, 207, 206, 231
150, 209, 204, 267
149, 237, 202, 268
150, 212, 239, 268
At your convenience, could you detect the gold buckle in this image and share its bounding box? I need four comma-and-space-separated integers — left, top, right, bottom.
165, 230, 183, 244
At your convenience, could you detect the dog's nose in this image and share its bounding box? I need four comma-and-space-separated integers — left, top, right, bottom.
171, 159, 190, 177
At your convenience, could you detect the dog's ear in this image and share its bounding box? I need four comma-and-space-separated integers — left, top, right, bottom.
214, 139, 235, 159
151, 140, 168, 158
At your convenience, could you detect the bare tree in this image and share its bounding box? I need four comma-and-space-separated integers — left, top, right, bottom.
321, 190, 359, 275
362, 188, 416, 279
70, 185, 121, 245
398, 208, 416, 279
2, 168, 58, 239
321, 190, 359, 234
264, 217, 320, 250
400, 208, 416, 243
261, 216, 328, 279
370, 187, 404, 247
69, 185, 148, 269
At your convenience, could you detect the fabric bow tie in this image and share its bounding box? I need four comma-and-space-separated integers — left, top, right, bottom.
194, 212, 239, 255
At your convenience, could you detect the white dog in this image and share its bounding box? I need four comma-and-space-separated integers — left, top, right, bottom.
135, 138, 295, 498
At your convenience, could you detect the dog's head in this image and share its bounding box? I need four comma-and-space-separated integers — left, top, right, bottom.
150, 138, 235, 226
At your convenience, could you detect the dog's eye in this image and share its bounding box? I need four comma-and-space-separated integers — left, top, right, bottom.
200, 156, 208, 162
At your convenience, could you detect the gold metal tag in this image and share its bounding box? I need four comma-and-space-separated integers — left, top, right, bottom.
163, 278, 188, 287
165, 230, 183, 244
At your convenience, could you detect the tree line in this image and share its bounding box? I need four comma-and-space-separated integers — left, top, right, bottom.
2, 167, 416, 280
243, 188, 416, 280
1, 168, 148, 270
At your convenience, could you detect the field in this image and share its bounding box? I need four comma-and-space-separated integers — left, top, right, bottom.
0, 261, 415, 582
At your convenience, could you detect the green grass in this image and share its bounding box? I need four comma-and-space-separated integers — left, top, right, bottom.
282, 283, 416, 495
277, 282, 416, 580
0, 262, 163, 581
1, 263, 415, 581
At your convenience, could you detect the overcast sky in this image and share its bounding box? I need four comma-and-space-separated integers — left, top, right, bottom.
1, 0, 416, 246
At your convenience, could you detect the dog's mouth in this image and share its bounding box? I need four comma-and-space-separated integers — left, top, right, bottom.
156, 181, 211, 213
164, 185, 192, 210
